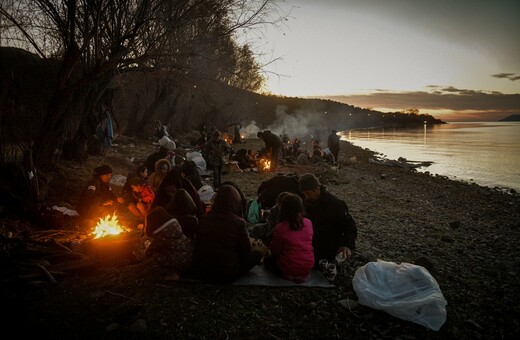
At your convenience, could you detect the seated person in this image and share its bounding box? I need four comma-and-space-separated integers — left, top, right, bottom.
191, 184, 267, 283
249, 191, 290, 246
298, 173, 357, 264
126, 177, 155, 220
148, 159, 171, 193
153, 168, 204, 218
144, 207, 193, 281
264, 193, 314, 283
310, 148, 324, 164
181, 160, 203, 191
145, 146, 170, 175
77, 164, 123, 226
165, 188, 199, 240
122, 164, 148, 198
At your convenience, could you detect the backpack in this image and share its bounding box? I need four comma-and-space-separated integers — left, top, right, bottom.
247, 199, 261, 224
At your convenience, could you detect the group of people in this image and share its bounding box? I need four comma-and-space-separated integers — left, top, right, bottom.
76, 125, 355, 284
77, 161, 356, 284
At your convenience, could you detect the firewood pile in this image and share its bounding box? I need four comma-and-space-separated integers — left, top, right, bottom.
1, 223, 94, 288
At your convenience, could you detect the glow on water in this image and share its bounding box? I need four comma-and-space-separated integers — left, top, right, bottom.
344, 122, 520, 191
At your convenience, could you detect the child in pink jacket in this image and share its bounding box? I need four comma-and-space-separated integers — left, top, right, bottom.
265, 193, 314, 283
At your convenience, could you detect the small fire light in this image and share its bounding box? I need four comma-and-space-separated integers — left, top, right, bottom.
259, 158, 271, 171
91, 213, 129, 239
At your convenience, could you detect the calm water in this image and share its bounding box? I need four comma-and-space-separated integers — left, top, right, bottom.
343, 122, 520, 191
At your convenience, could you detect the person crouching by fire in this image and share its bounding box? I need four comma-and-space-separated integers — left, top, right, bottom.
257, 130, 282, 171
77, 164, 123, 227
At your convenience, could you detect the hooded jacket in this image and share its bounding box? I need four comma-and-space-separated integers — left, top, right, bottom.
191, 184, 253, 283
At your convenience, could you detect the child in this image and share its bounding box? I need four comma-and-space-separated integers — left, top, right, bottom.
265, 193, 314, 283
127, 176, 155, 220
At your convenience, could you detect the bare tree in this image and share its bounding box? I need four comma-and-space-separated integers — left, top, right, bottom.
1, 0, 286, 169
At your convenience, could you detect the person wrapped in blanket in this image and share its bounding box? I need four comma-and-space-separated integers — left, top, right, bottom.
191, 184, 268, 283
144, 207, 193, 281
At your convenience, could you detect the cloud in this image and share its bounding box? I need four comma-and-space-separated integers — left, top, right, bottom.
492, 73, 520, 81
319, 88, 520, 112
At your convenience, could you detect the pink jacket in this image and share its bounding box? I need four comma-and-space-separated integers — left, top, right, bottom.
270, 218, 314, 281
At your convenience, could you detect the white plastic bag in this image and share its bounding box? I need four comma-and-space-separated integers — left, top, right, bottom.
186, 151, 207, 174
198, 184, 215, 203
352, 260, 447, 331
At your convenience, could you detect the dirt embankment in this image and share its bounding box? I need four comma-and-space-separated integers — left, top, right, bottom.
1, 135, 519, 339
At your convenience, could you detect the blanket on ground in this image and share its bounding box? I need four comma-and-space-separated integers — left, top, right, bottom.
181, 265, 334, 288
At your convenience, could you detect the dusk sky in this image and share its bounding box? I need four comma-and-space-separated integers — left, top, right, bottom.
242, 0, 520, 121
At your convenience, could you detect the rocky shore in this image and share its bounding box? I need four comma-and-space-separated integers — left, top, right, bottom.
2, 136, 519, 339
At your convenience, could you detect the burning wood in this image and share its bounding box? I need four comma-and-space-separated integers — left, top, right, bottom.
91, 213, 129, 239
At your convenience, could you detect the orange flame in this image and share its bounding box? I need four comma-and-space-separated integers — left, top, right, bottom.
259, 158, 271, 170
91, 213, 128, 239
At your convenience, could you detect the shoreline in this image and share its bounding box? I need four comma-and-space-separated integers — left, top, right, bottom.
340, 123, 520, 194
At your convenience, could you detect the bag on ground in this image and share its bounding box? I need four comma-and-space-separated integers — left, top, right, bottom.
352, 260, 447, 331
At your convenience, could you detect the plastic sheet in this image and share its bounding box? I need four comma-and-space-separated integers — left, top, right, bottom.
352, 260, 447, 330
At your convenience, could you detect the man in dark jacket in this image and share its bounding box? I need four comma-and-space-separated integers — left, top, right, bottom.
257, 130, 283, 171
298, 173, 357, 264
77, 164, 122, 225
327, 129, 340, 164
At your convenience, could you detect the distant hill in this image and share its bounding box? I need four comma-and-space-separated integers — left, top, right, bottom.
500, 115, 520, 122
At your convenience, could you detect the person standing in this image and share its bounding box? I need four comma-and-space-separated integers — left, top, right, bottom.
203, 129, 232, 190
257, 130, 283, 171
298, 173, 357, 264
327, 129, 340, 164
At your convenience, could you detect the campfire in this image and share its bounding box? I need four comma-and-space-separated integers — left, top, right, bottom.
91, 213, 129, 239
82, 213, 140, 265
259, 158, 271, 171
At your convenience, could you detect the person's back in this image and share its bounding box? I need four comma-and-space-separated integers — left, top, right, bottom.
192, 184, 265, 283
144, 207, 193, 280
266, 194, 314, 283
146, 146, 169, 175
166, 188, 199, 240
182, 160, 203, 190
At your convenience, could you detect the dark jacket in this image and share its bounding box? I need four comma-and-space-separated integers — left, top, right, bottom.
166, 189, 199, 240
191, 185, 253, 283
202, 138, 232, 167
77, 176, 116, 218
153, 169, 204, 218
303, 185, 357, 262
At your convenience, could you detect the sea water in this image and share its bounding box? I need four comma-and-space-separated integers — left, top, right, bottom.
343, 122, 520, 192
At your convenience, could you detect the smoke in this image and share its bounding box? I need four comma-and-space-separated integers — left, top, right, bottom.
240, 105, 329, 140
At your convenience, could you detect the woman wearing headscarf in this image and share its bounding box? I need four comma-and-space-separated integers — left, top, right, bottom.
166, 188, 199, 240
152, 168, 204, 218
191, 184, 267, 283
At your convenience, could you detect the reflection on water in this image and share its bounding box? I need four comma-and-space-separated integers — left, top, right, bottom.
344, 122, 520, 191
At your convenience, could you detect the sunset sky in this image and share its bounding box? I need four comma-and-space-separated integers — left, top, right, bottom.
242, 0, 520, 122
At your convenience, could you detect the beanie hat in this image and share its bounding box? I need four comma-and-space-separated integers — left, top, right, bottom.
94, 164, 113, 176
298, 173, 320, 192
145, 207, 175, 237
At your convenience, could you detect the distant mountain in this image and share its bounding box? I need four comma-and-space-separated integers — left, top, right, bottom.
500, 115, 520, 121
